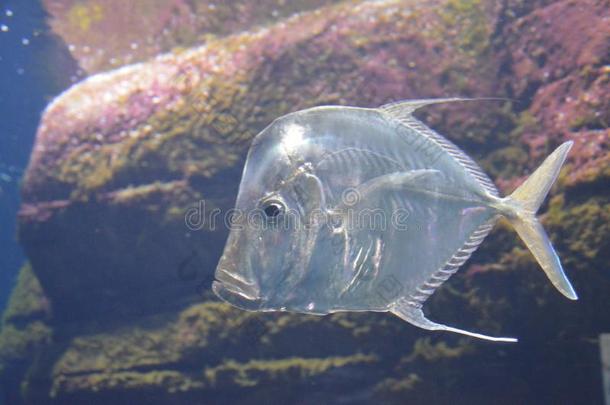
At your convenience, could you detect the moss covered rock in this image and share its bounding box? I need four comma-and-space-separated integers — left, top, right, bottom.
0, 264, 52, 403
43, 0, 344, 75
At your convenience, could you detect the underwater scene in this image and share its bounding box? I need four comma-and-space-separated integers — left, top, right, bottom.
0, 0, 609, 404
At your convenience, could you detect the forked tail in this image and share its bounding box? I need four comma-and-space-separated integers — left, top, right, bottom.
503, 141, 577, 300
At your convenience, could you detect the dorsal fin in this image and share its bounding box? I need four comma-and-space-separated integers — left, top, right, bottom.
315, 147, 407, 203
316, 147, 406, 174
380, 97, 470, 115
379, 98, 499, 197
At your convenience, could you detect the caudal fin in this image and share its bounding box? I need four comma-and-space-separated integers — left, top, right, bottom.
505, 141, 577, 300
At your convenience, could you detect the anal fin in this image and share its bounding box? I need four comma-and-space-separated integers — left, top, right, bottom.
391, 301, 517, 343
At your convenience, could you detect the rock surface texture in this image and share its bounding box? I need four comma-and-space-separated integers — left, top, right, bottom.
1, 0, 608, 403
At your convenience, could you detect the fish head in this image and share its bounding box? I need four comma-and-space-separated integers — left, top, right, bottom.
214, 115, 325, 312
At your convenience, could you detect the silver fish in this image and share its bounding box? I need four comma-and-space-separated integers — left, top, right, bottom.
213, 98, 577, 342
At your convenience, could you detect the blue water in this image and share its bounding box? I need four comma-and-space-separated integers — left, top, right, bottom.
0, 0, 73, 311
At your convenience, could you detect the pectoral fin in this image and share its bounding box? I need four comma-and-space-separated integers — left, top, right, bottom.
336, 169, 440, 211
332, 170, 439, 298
391, 302, 517, 343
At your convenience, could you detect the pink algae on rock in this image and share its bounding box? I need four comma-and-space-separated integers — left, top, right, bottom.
43, 0, 343, 74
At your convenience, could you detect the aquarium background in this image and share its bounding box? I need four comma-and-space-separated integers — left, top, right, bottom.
0, 0, 608, 404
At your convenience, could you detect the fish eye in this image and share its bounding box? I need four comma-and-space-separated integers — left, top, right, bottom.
261, 200, 285, 219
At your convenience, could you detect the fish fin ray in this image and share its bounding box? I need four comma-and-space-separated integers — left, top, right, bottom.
509, 141, 572, 213
408, 219, 496, 306
379, 98, 499, 196
336, 169, 440, 212
380, 97, 469, 114
504, 141, 577, 300
391, 301, 517, 342
316, 147, 406, 176
379, 97, 510, 114
409, 218, 496, 306
340, 235, 376, 297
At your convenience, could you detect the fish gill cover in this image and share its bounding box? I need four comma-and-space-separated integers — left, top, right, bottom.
0, 0, 608, 404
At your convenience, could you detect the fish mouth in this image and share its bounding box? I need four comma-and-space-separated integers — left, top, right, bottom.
213, 269, 262, 310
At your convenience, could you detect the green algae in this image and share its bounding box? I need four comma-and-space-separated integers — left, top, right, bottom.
51, 302, 281, 379
402, 337, 474, 363
0, 263, 53, 401
568, 111, 608, 132
50, 370, 205, 397
2, 263, 49, 324
59, 51, 255, 201
66, 2, 104, 32
327, 312, 374, 337
373, 337, 473, 395
0, 322, 52, 364
50, 351, 376, 396
43, 300, 382, 398
438, 0, 491, 56
544, 194, 610, 270
374, 373, 421, 393
204, 354, 377, 387
483, 145, 530, 179
52, 303, 230, 375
